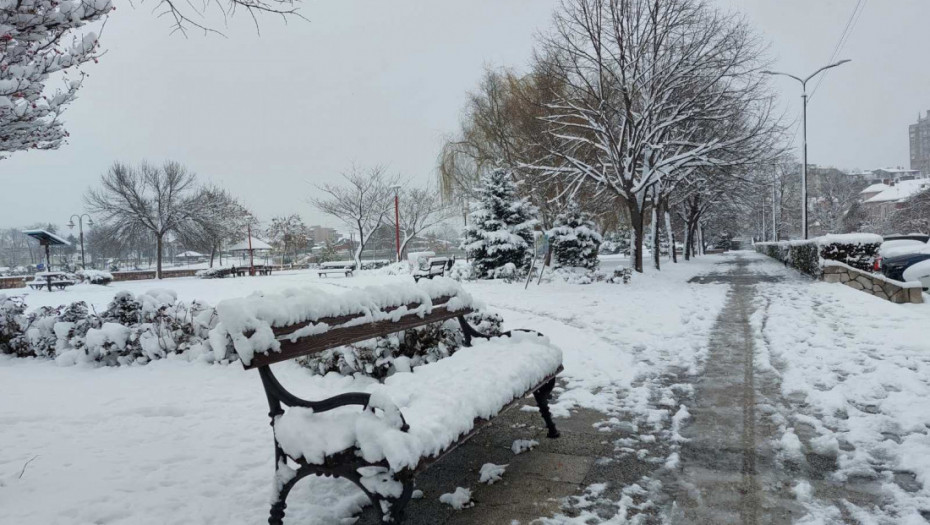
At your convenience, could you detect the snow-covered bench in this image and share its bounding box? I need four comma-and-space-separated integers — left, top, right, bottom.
412, 257, 453, 282
318, 260, 356, 277
212, 279, 563, 523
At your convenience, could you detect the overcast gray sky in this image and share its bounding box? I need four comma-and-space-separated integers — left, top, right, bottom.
1, 0, 928, 231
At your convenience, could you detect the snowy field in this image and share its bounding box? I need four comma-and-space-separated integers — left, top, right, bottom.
2, 253, 929, 523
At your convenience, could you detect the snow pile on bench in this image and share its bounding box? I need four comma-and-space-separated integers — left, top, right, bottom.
273, 331, 561, 471
211, 278, 477, 366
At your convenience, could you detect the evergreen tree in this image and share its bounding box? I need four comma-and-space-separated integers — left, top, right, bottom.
548, 202, 602, 270
463, 169, 538, 278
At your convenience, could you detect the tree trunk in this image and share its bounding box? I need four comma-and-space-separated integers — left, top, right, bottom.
651, 200, 660, 271
697, 224, 705, 256
628, 201, 645, 273
684, 222, 693, 261
209, 246, 216, 268
664, 210, 676, 263
156, 234, 163, 279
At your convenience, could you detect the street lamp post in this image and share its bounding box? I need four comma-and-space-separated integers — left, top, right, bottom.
762, 59, 851, 239
67, 214, 94, 269
390, 185, 402, 262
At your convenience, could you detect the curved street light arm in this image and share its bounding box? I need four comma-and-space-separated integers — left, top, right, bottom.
761, 70, 804, 85
804, 59, 852, 84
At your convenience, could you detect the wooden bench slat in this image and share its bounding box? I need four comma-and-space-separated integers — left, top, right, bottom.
269, 295, 456, 338
409, 366, 562, 475
247, 304, 475, 369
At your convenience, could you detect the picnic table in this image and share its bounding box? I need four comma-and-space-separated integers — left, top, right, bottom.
26, 272, 75, 291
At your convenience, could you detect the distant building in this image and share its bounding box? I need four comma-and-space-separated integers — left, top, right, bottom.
860, 177, 930, 226
872, 167, 920, 182
910, 111, 930, 175
846, 168, 920, 184
307, 225, 338, 244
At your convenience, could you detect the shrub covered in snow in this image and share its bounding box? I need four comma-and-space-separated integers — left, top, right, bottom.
196, 267, 226, 279
75, 269, 113, 285
548, 202, 602, 271
462, 169, 538, 279
757, 234, 881, 277
550, 267, 595, 285
0, 290, 217, 365
373, 261, 413, 276
816, 234, 881, 272
299, 311, 503, 380
0, 295, 26, 355
446, 260, 474, 281
607, 267, 633, 284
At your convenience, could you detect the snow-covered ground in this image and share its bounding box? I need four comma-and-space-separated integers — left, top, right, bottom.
753, 266, 930, 523
2, 253, 929, 524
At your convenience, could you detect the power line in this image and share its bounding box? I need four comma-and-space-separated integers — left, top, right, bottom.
782, 0, 865, 147
809, 0, 865, 102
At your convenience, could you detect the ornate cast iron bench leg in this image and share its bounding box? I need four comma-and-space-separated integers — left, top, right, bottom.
382, 476, 415, 523
533, 378, 560, 438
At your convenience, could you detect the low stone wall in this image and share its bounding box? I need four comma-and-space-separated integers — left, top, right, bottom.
0, 276, 26, 290
822, 261, 923, 304
111, 269, 199, 282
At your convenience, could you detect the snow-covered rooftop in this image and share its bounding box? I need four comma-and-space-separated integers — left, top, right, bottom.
860, 183, 889, 194
864, 178, 930, 204
22, 229, 70, 246
227, 237, 272, 251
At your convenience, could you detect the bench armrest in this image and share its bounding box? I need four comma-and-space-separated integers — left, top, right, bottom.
258, 366, 409, 431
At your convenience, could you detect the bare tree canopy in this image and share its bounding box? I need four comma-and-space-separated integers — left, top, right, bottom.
311, 165, 399, 268
0, 0, 301, 161
174, 186, 255, 268
529, 0, 782, 271
388, 185, 455, 259
265, 214, 310, 265
85, 161, 205, 278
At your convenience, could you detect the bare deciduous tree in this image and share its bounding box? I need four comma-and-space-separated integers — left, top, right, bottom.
311, 166, 399, 268
531, 0, 781, 272
85, 161, 204, 278
388, 185, 455, 259
265, 214, 310, 265
175, 186, 255, 268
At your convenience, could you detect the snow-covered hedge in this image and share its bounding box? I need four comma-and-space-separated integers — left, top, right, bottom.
299, 312, 503, 379
0, 290, 216, 365
2, 280, 499, 375
75, 269, 113, 285
196, 267, 226, 279
816, 234, 881, 272
756, 233, 882, 276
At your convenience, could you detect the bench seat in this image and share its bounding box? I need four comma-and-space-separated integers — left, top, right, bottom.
274, 331, 562, 470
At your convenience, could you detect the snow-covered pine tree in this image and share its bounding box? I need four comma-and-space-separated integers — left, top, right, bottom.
548, 202, 602, 270
463, 169, 538, 278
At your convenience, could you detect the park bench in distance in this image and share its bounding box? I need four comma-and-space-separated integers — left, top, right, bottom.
26, 272, 75, 291
212, 279, 563, 523
318, 260, 356, 277
412, 256, 453, 282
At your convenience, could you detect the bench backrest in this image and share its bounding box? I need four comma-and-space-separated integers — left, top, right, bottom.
244, 294, 474, 369
321, 261, 355, 269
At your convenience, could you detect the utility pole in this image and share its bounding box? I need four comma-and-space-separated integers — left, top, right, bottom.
763, 59, 851, 239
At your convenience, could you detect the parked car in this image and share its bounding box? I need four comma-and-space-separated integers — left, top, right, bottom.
873, 234, 930, 271
881, 245, 930, 290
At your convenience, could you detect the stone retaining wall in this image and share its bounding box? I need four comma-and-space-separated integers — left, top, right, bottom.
822, 262, 923, 304
0, 276, 25, 290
